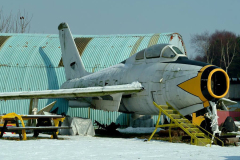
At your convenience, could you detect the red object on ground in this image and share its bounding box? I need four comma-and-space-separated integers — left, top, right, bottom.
217, 110, 240, 125
3, 125, 15, 134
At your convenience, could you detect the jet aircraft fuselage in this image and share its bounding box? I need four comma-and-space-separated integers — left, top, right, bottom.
60, 41, 229, 116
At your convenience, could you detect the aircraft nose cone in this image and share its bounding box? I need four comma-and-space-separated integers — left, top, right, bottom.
178, 65, 229, 107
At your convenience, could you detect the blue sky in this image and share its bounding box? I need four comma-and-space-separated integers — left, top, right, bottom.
1, 0, 240, 58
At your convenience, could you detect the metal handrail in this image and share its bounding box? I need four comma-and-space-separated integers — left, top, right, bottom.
191, 121, 224, 147
152, 102, 207, 146
165, 102, 224, 146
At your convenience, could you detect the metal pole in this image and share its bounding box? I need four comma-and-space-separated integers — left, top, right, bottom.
27, 99, 34, 126
32, 98, 38, 126
33, 98, 38, 115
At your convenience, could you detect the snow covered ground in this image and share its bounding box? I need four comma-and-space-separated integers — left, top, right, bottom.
0, 132, 240, 160
118, 127, 162, 134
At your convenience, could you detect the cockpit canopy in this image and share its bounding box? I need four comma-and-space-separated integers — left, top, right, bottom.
135, 44, 185, 61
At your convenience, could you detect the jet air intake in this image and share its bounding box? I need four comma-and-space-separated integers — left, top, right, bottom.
178, 65, 229, 108
201, 66, 229, 100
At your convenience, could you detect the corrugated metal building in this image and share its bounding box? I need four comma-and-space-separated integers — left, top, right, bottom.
228, 78, 240, 111
0, 32, 186, 126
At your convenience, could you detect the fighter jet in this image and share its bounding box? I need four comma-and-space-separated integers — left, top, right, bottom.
0, 23, 232, 137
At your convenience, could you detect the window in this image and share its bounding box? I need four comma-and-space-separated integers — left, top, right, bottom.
145, 44, 168, 59
135, 49, 145, 60
145, 46, 160, 59
161, 47, 176, 58
172, 46, 183, 54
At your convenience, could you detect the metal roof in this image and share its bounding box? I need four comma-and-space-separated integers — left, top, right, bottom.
0, 32, 186, 117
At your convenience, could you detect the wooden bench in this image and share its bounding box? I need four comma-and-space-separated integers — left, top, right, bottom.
0, 113, 71, 140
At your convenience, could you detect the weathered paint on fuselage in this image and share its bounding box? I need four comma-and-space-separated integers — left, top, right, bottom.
61, 52, 206, 115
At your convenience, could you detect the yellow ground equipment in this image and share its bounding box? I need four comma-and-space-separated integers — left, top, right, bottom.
192, 113, 205, 126
0, 113, 69, 140
148, 102, 224, 146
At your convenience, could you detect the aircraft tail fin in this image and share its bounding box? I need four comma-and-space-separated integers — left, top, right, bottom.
58, 22, 89, 80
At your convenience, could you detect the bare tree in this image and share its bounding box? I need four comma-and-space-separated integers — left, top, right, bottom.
14, 10, 32, 33
191, 31, 214, 64
0, 8, 12, 33
191, 30, 239, 74
210, 30, 238, 73
0, 8, 32, 33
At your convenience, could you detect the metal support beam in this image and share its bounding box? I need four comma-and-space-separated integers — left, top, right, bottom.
33, 98, 38, 115
32, 98, 38, 126
27, 99, 34, 126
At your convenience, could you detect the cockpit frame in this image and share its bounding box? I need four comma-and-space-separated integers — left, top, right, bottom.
135, 44, 187, 63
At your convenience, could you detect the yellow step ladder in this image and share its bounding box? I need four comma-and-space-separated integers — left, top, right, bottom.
148, 102, 224, 146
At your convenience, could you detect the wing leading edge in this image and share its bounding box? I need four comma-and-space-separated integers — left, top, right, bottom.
0, 82, 143, 101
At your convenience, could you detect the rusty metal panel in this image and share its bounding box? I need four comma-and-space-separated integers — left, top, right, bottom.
74, 37, 93, 56
168, 33, 187, 54
157, 33, 172, 45
0, 36, 10, 49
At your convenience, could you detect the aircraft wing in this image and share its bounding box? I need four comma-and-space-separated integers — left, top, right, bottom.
219, 98, 237, 106
0, 82, 143, 101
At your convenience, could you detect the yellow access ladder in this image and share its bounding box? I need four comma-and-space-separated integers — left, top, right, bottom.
148, 102, 222, 146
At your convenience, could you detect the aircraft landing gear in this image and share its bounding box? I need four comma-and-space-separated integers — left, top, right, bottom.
207, 101, 221, 143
